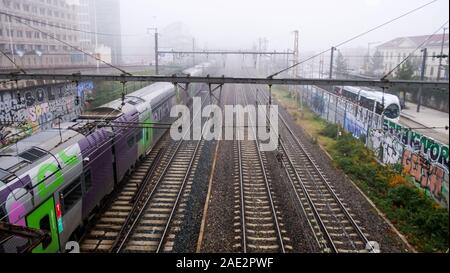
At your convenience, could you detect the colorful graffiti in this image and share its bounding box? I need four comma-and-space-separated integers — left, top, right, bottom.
301, 86, 449, 208
402, 149, 449, 206
0, 81, 93, 146
368, 120, 449, 207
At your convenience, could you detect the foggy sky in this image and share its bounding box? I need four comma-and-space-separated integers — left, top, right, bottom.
119, 0, 449, 53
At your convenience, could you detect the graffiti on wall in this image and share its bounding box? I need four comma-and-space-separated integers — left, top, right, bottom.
0, 81, 93, 145
302, 86, 449, 207
369, 120, 449, 207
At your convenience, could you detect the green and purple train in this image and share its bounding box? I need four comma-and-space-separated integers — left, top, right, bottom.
0, 62, 213, 253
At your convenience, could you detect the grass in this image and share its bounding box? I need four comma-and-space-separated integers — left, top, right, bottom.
272, 86, 337, 151
272, 85, 449, 253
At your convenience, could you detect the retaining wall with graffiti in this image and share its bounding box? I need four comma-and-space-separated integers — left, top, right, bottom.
300, 86, 449, 208
0, 81, 93, 146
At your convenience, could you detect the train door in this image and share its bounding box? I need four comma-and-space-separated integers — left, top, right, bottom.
25, 197, 60, 253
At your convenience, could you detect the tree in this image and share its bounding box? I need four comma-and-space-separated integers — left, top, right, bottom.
335, 51, 348, 76
394, 59, 420, 107
395, 59, 419, 80
367, 50, 384, 76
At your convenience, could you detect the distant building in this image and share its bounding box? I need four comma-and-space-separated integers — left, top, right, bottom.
0, 0, 95, 70
376, 34, 449, 80
95, 44, 111, 64
337, 47, 367, 73
94, 0, 122, 65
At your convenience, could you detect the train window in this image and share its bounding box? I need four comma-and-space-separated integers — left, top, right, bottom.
384, 104, 400, 119
60, 177, 82, 215
127, 135, 135, 148
39, 215, 51, 249
375, 102, 384, 115
0, 206, 6, 221
136, 132, 142, 142
84, 170, 92, 192
360, 97, 375, 111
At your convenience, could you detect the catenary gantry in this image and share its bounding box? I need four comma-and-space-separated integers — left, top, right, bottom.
0, 73, 448, 89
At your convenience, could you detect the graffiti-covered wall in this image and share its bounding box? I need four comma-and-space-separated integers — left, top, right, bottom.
301, 86, 449, 208
367, 120, 449, 207
0, 81, 93, 145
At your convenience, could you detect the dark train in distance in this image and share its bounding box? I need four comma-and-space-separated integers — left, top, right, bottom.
0, 62, 214, 253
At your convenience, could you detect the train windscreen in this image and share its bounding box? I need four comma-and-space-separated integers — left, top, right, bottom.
384, 103, 400, 119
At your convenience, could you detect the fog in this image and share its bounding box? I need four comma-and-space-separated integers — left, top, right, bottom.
120, 0, 449, 53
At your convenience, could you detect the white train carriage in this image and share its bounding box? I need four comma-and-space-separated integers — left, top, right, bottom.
333, 86, 401, 122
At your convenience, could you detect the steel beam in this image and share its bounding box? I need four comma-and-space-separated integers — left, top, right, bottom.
158, 50, 295, 55
0, 73, 448, 89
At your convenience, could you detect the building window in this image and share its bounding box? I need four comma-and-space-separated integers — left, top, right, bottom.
430, 66, 434, 76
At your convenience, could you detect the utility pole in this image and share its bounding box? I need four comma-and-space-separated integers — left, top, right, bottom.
192, 38, 195, 66
329, 47, 336, 79
155, 30, 159, 75
416, 47, 427, 112
437, 27, 447, 81
148, 27, 159, 75
293, 30, 299, 101
319, 55, 324, 78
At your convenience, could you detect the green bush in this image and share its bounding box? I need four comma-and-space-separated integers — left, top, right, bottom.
331, 131, 449, 252
320, 123, 339, 139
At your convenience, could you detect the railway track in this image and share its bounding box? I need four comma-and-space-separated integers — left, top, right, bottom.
253, 85, 373, 253
80, 140, 169, 252
80, 95, 213, 253
114, 140, 203, 252
232, 85, 291, 253
81, 136, 204, 253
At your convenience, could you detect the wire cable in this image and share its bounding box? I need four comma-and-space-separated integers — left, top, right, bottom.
0, 48, 27, 74
0, 11, 145, 37
13, 16, 132, 76
268, 0, 439, 78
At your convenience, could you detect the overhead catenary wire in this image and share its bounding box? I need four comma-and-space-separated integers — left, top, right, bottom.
12, 16, 132, 76
268, 0, 439, 78
0, 48, 27, 74
381, 19, 450, 80
0, 10, 145, 37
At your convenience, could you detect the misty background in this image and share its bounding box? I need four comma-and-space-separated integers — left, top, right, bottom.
120, 0, 449, 61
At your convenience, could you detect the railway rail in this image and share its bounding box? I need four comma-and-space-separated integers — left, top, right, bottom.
252, 85, 373, 253
232, 85, 291, 253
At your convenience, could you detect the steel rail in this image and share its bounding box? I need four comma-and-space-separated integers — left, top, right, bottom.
112, 92, 211, 253
241, 84, 286, 253
258, 87, 373, 252
235, 91, 247, 253
156, 137, 203, 252
247, 84, 335, 252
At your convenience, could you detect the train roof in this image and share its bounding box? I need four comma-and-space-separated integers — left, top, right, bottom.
0, 128, 84, 180
126, 82, 175, 110
340, 86, 400, 105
